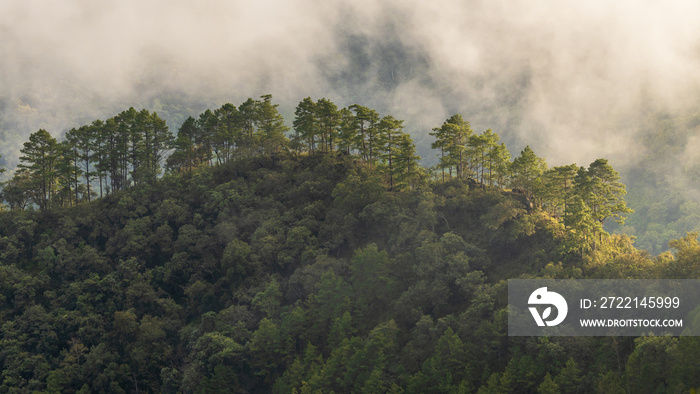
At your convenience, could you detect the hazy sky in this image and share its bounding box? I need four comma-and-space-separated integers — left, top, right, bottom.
2, 0, 700, 169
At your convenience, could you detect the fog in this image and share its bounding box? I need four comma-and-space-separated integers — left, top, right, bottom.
2, 0, 700, 171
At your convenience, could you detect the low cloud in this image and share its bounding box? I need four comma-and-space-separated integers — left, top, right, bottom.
2, 0, 700, 172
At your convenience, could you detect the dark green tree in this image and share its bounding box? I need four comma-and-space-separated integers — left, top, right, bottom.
238, 98, 259, 155
338, 107, 357, 155
167, 116, 199, 172
393, 133, 422, 191
256, 94, 289, 155
349, 104, 379, 164
377, 115, 405, 190
293, 97, 318, 154
467, 129, 500, 185
197, 109, 218, 166
315, 98, 340, 153
2, 169, 33, 210
65, 126, 95, 202
147, 111, 173, 181
18, 129, 60, 210
64, 128, 84, 203
55, 141, 79, 207
554, 357, 581, 393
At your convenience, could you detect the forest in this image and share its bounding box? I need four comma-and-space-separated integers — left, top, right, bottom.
0, 95, 698, 392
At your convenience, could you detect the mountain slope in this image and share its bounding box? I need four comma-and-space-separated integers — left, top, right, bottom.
0, 154, 698, 392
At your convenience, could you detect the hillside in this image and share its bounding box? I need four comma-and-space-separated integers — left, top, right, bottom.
0, 151, 699, 392
1, 97, 699, 392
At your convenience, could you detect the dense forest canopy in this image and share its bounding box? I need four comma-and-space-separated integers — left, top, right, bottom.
0, 95, 699, 392
1, 95, 632, 254
5, 1, 700, 259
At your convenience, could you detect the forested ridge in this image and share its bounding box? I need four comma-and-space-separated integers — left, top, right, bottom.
0, 96, 699, 392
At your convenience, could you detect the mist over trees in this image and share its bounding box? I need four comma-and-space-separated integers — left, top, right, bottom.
1, 95, 632, 256
2, 94, 700, 392
4, 1, 700, 258
2, 2, 700, 390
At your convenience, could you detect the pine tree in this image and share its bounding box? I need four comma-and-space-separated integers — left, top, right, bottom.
64, 127, 84, 203
573, 159, 632, 250
256, 94, 289, 155
467, 130, 500, 185
130, 109, 150, 184
167, 116, 199, 172
377, 115, 405, 189
148, 112, 173, 181
337, 107, 357, 155
537, 372, 560, 394
564, 194, 602, 254
214, 103, 240, 163
511, 145, 547, 198
66, 125, 96, 201
115, 108, 138, 189
393, 133, 422, 191
316, 98, 339, 153
197, 109, 218, 166
541, 164, 578, 221
431, 114, 472, 180
480, 129, 501, 186
586, 158, 633, 225
238, 98, 259, 155
18, 129, 60, 210
554, 357, 581, 393
55, 141, 78, 207
490, 142, 512, 189
293, 97, 318, 154
89, 120, 107, 197
349, 104, 379, 163
101, 117, 121, 193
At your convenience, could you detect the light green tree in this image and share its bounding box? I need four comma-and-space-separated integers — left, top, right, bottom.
554, 357, 581, 393
430, 114, 472, 180
489, 142, 512, 188
511, 145, 547, 198
537, 372, 560, 394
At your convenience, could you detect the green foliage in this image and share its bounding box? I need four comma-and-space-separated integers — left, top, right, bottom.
615, 113, 700, 254
537, 372, 560, 394
18, 129, 59, 210
430, 114, 472, 180
0, 98, 690, 392
511, 145, 547, 197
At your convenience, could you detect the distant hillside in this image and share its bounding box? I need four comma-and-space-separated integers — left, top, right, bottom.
615, 111, 700, 254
